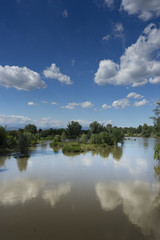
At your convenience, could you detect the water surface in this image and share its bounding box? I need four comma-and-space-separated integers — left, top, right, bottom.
0, 138, 160, 240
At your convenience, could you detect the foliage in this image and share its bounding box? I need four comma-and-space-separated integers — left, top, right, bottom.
24, 124, 37, 134
61, 132, 67, 142
0, 126, 6, 146
81, 133, 88, 144
154, 143, 160, 161
90, 128, 124, 145
62, 143, 81, 153
53, 134, 61, 142
17, 133, 30, 154
150, 101, 160, 137
89, 121, 103, 134
66, 121, 82, 138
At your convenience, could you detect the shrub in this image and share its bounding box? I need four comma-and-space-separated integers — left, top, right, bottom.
62, 143, 81, 153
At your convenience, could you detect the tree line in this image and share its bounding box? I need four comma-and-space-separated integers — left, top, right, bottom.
0, 102, 160, 154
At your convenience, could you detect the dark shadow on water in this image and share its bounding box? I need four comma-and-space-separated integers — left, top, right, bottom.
0, 169, 8, 172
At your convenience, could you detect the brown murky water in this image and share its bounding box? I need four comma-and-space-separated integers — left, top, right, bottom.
0, 138, 160, 240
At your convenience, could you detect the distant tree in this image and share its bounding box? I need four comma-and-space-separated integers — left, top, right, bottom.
142, 123, 151, 138
24, 124, 37, 134
0, 126, 6, 146
66, 121, 82, 138
136, 125, 142, 134
89, 121, 103, 134
106, 124, 112, 133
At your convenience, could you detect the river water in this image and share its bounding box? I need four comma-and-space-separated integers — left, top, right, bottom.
0, 138, 160, 240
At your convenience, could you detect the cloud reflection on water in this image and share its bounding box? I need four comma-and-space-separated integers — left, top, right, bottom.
95, 181, 160, 239
0, 178, 71, 208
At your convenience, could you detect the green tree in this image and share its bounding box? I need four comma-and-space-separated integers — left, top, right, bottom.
54, 134, 61, 142
24, 124, 37, 134
142, 123, 151, 138
61, 132, 67, 142
0, 126, 6, 146
66, 121, 82, 138
81, 133, 88, 144
89, 121, 103, 134
150, 101, 160, 136
17, 133, 30, 155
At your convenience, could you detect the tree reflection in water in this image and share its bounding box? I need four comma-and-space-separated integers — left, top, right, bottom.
16, 156, 30, 172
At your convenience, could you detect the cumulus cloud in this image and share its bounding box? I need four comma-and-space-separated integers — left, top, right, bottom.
94, 24, 160, 87
81, 101, 94, 108
62, 101, 94, 110
112, 98, 130, 109
62, 9, 68, 18
127, 92, 144, 99
0, 65, 46, 90
104, 0, 114, 8
114, 22, 124, 33
28, 101, 36, 106
102, 104, 111, 109
43, 63, 73, 85
102, 35, 110, 41
121, 0, 160, 21
62, 102, 79, 110
134, 99, 149, 107
0, 114, 63, 129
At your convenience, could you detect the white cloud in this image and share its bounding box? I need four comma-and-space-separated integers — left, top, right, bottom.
102, 104, 111, 109
28, 101, 36, 106
0, 65, 46, 90
127, 92, 144, 99
104, 0, 114, 8
80, 101, 94, 108
95, 24, 160, 87
114, 23, 124, 33
51, 102, 57, 105
112, 98, 130, 109
121, 0, 160, 21
62, 9, 68, 18
62, 101, 94, 110
62, 102, 79, 110
0, 114, 112, 129
134, 99, 149, 107
0, 114, 63, 129
102, 35, 110, 41
43, 63, 73, 85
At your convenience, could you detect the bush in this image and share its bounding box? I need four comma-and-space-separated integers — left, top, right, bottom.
154, 143, 160, 161
62, 143, 81, 153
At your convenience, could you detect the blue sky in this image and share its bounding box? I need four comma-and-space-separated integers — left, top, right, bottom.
0, 0, 160, 129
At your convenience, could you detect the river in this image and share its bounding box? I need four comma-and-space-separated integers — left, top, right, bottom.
0, 138, 160, 240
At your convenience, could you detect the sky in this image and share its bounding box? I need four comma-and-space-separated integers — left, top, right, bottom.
0, 0, 160, 129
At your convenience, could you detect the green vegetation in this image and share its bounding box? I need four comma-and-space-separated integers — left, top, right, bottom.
62, 143, 81, 153
1, 102, 160, 156
154, 144, 160, 161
